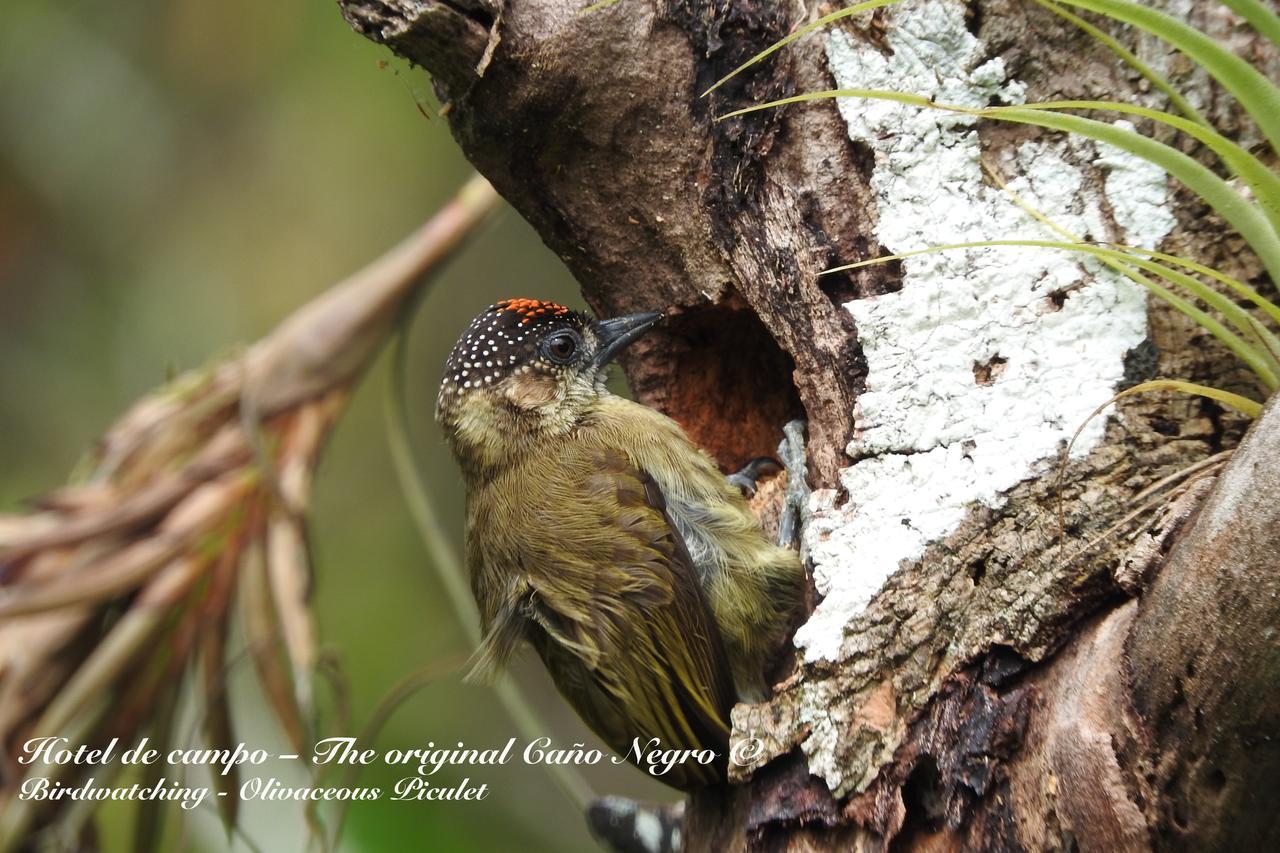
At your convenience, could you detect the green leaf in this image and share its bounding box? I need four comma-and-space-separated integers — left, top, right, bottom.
1056, 0, 1280, 153
1210, 0, 1280, 50
986, 105, 1280, 285
1092, 242, 1280, 328
1034, 0, 1209, 127
202, 653, 241, 834
985, 158, 1280, 329
828, 239, 1279, 389
1243, 313, 1280, 384
720, 89, 1280, 286
1101, 379, 1262, 418
701, 0, 905, 97
135, 680, 181, 853
1006, 99, 1280, 236
1103, 257, 1280, 390
1060, 380, 1261, 494
326, 657, 462, 851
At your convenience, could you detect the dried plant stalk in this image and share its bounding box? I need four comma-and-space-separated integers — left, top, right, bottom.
0, 174, 501, 847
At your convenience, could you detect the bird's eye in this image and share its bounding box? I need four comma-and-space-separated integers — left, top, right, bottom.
544, 332, 579, 364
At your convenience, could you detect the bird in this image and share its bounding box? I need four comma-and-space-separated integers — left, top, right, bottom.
435, 298, 804, 790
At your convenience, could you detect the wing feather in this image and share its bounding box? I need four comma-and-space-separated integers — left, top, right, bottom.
489, 446, 736, 789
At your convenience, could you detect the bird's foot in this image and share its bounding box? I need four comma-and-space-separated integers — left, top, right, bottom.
777, 420, 810, 550
727, 456, 782, 498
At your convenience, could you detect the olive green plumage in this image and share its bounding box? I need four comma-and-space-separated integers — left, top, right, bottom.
436, 299, 804, 791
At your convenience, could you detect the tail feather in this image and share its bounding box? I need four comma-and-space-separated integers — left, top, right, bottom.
586, 796, 684, 853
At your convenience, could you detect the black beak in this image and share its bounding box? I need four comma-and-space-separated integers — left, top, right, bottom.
591, 311, 664, 369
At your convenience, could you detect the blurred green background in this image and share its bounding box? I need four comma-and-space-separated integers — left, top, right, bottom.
0, 1, 674, 850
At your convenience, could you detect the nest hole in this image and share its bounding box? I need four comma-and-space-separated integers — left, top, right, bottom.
628, 304, 805, 473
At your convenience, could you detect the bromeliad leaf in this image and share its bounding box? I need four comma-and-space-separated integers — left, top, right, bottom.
1054, 0, 1280, 152
720, 90, 1280, 287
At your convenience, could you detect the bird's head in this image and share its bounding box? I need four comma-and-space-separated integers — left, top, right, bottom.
436, 298, 664, 464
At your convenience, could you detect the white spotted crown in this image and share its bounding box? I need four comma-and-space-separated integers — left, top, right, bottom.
437, 298, 590, 404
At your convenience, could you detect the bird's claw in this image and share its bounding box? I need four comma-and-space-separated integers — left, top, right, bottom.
777, 420, 810, 550
728, 456, 782, 498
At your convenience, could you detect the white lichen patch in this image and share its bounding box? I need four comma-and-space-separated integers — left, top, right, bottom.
793, 0, 1173, 683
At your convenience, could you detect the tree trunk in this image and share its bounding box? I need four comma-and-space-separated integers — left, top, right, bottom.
340, 0, 1279, 849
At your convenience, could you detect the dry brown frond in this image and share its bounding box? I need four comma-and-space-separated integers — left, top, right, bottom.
0, 174, 500, 848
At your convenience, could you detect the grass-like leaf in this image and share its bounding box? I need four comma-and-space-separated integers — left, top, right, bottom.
1104, 259, 1280, 388
1034, 0, 1209, 127
1054, 379, 1260, 554
1056, 0, 1280, 153
719, 89, 1280, 286
990, 184, 1280, 378
1089, 243, 1280, 331
701, 0, 905, 97
1219, 0, 1280, 49
999, 99, 1280, 234
134, 680, 180, 853
1066, 380, 1263, 464
986, 158, 1280, 337
240, 540, 309, 754
828, 239, 1280, 389
326, 655, 465, 851
199, 608, 240, 835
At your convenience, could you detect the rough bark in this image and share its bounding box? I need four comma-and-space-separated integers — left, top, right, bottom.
340, 0, 1279, 849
